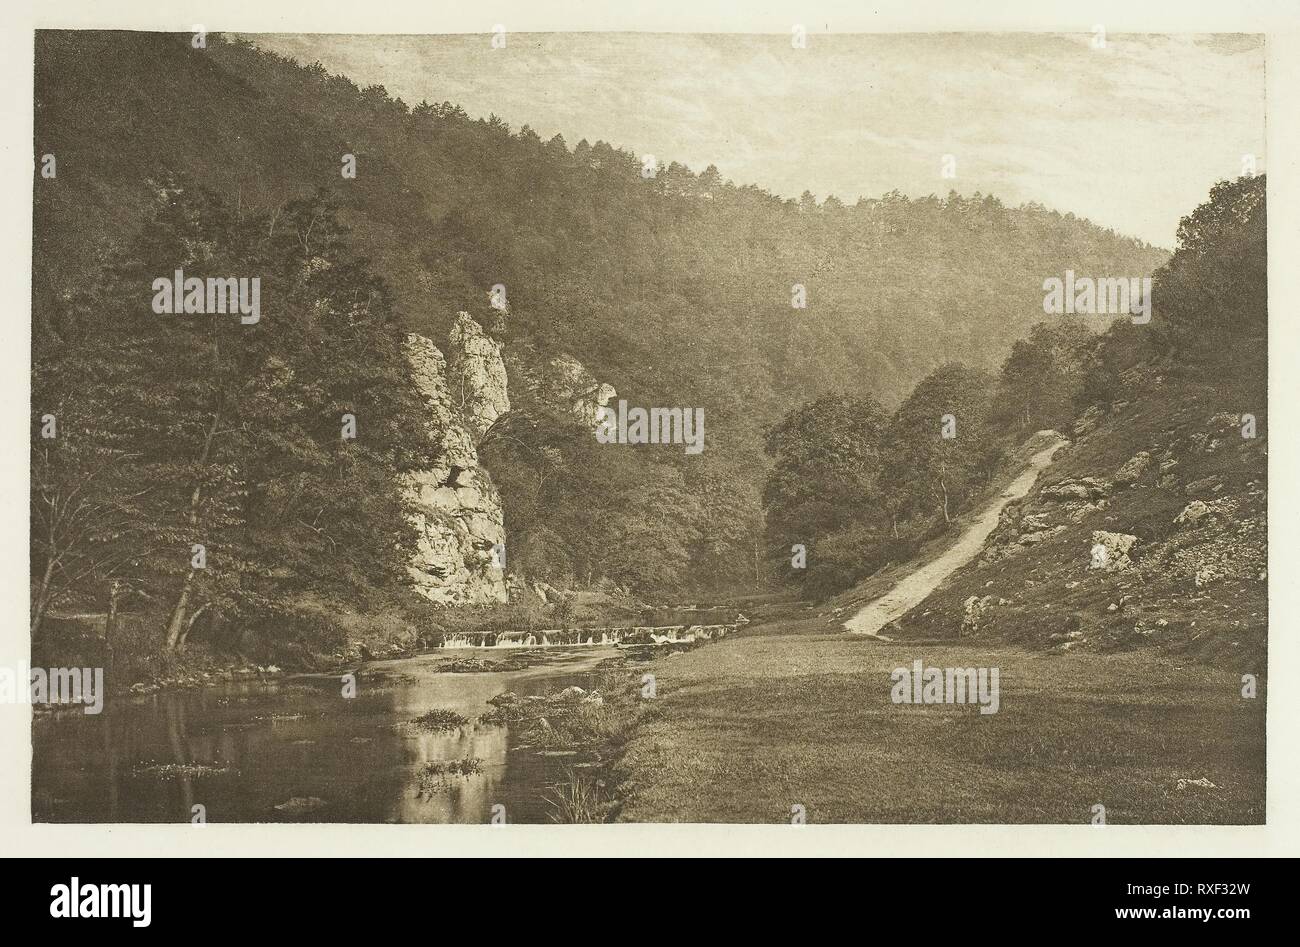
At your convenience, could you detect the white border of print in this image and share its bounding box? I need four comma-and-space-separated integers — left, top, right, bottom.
1, 0, 1295, 858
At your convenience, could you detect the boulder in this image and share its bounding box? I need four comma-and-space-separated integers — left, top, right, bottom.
961, 595, 996, 636
1042, 477, 1110, 502
1020, 513, 1051, 531
1113, 450, 1152, 485
1174, 501, 1211, 528
1090, 531, 1138, 571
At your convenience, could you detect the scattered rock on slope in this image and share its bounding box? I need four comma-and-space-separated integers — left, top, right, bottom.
1042, 477, 1110, 502
1090, 531, 1138, 572
1113, 450, 1153, 485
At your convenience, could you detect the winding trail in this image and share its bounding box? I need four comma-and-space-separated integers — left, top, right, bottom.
843, 432, 1067, 638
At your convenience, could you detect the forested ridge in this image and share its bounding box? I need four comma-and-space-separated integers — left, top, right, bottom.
33, 30, 1175, 664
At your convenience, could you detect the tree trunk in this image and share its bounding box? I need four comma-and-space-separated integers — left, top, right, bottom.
177, 602, 209, 653
31, 558, 56, 636
163, 569, 195, 652
164, 407, 222, 652
940, 479, 951, 524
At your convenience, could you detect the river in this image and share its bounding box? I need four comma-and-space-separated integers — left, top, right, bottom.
31, 647, 620, 824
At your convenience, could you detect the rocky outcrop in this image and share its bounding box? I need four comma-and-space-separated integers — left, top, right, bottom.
961, 595, 994, 635
541, 353, 617, 430
400, 315, 615, 606
892, 391, 1266, 663
1041, 476, 1110, 502
506, 347, 617, 433
1160, 488, 1266, 589
1018, 526, 1066, 546
1174, 500, 1212, 528
1113, 450, 1152, 486
402, 333, 507, 605
1090, 530, 1138, 572
447, 312, 510, 439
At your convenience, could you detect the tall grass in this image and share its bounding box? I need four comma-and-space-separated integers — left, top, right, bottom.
545, 774, 605, 823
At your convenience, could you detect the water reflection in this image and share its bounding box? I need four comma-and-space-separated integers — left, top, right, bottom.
32, 648, 616, 824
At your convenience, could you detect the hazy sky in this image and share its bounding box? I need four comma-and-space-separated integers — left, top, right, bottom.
250, 32, 1265, 248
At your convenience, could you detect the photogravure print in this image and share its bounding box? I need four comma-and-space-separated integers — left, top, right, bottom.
29, 28, 1266, 827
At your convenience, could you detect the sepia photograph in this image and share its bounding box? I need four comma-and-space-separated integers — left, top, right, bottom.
5, 0, 1298, 887
25, 23, 1272, 828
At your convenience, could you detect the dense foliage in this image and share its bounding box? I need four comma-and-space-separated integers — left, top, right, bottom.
763, 173, 1265, 598
32, 183, 438, 650
33, 30, 1172, 631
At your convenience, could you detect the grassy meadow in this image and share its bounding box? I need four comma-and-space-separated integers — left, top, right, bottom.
610, 628, 1265, 824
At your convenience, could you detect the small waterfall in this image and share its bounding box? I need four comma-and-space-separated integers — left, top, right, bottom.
431, 622, 736, 650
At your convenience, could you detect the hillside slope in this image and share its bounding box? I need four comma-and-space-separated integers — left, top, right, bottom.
33, 30, 1169, 594
844, 431, 1066, 636
888, 348, 1267, 667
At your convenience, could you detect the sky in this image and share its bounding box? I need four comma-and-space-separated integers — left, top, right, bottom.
249, 32, 1266, 248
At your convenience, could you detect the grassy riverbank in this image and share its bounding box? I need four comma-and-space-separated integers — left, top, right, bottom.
606, 627, 1264, 824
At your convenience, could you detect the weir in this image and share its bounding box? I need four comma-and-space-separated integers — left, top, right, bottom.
430, 623, 738, 650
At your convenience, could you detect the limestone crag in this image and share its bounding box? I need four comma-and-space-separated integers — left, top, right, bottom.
402, 314, 617, 605
541, 353, 618, 430
402, 332, 507, 605
506, 347, 618, 433
447, 312, 510, 439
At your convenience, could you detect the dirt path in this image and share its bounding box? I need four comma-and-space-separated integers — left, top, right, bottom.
843, 432, 1067, 638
